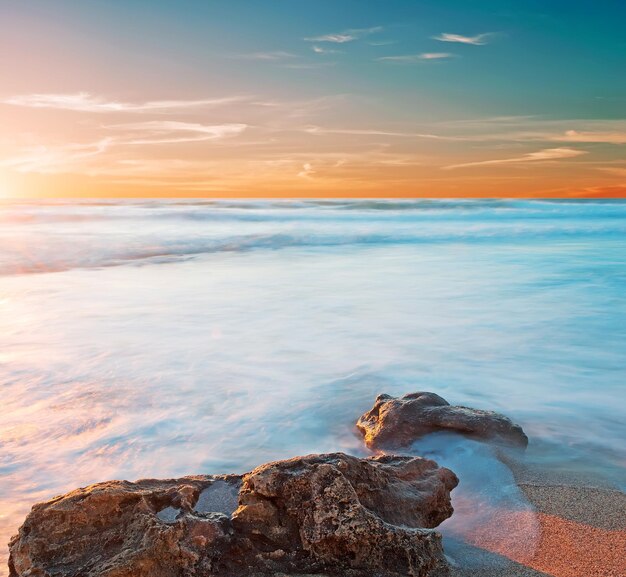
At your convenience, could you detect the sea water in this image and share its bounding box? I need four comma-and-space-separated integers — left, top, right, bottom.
1, 199, 625, 573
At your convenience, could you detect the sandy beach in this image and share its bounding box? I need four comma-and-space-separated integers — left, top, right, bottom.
450, 459, 626, 577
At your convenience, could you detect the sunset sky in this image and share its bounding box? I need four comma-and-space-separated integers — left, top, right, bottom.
1, 0, 624, 198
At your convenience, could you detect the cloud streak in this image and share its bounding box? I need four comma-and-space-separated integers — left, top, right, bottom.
2, 123, 247, 173
297, 162, 315, 178
433, 33, 493, 45
109, 121, 248, 144
3, 93, 247, 113
303, 125, 460, 140
1, 139, 113, 173
551, 130, 626, 144
312, 46, 340, 55
445, 147, 588, 169
305, 26, 382, 43
377, 53, 453, 63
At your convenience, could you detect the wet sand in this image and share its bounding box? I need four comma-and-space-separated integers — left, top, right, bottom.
450, 460, 626, 577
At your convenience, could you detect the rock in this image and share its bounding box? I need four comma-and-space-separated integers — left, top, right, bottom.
8, 475, 240, 577
9, 453, 458, 577
357, 392, 528, 450
231, 453, 458, 577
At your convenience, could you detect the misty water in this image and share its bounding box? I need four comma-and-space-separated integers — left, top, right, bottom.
1, 199, 625, 573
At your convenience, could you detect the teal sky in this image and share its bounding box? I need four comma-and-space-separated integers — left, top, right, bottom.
1, 0, 624, 197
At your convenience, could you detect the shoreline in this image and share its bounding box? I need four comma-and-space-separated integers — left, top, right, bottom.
5, 452, 625, 577
448, 455, 626, 577
6, 392, 625, 577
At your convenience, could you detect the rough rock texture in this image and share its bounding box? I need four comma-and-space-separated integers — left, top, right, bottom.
357, 392, 528, 450
8, 475, 241, 577
231, 453, 458, 577
9, 453, 458, 577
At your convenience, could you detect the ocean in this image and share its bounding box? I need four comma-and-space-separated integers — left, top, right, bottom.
1, 199, 625, 572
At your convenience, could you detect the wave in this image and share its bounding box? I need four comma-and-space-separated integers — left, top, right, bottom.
2, 198, 626, 220
1, 200, 625, 276
2, 222, 626, 276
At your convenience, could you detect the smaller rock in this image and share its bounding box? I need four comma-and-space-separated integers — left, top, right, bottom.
357, 392, 528, 450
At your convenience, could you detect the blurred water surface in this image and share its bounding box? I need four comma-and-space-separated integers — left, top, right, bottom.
1, 199, 625, 572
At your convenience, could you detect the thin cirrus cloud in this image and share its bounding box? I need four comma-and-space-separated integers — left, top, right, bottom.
377, 53, 453, 63
433, 117, 626, 144
2, 92, 247, 113
433, 32, 493, 45
304, 26, 382, 43
1, 139, 113, 173
445, 147, 588, 170
303, 125, 460, 140
552, 130, 626, 144
312, 46, 340, 55
3, 123, 248, 173
598, 167, 626, 177
108, 121, 248, 145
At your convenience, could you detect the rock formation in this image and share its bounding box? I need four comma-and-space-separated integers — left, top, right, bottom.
9, 452, 458, 577
357, 392, 528, 450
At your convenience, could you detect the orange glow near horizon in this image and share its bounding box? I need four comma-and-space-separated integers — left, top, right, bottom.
1, 98, 623, 199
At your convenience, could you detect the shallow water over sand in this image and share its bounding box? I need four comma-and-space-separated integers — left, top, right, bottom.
1, 199, 625, 573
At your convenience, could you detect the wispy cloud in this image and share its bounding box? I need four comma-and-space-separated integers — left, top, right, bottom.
377, 53, 453, 63
306, 33, 354, 44
233, 51, 296, 61
1, 139, 113, 173
432, 118, 626, 144
597, 166, 626, 177
250, 94, 347, 118
2, 92, 247, 113
297, 162, 316, 178
108, 121, 248, 144
568, 184, 626, 198
2, 123, 247, 173
550, 130, 626, 144
418, 52, 454, 60
305, 26, 382, 43
445, 147, 587, 169
303, 125, 460, 140
312, 45, 340, 55
433, 32, 493, 45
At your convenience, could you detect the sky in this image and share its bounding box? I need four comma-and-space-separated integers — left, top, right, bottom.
0, 0, 624, 198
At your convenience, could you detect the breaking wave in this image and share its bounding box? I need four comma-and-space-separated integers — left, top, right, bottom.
1, 199, 625, 276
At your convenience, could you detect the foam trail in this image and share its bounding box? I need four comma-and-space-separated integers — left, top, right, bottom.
1, 199, 626, 276
403, 433, 540, 569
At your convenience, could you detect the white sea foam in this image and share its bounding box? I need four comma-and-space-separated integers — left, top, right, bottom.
1, 199, 625, 276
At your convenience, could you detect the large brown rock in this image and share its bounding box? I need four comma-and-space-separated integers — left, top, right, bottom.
8, 475, 241, 577
357, 392, 528, 450
9, 453, 458, 577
